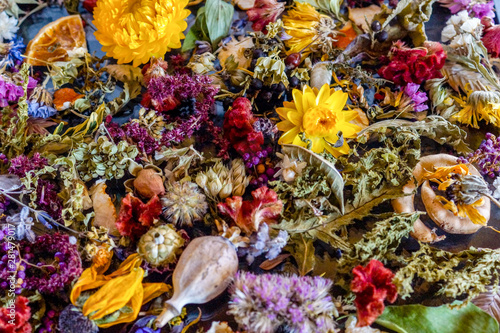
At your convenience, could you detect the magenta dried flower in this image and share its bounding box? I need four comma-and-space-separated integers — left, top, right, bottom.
8, 153, 47, 178
404, 83, 429, 112
229, 271, 337, 333
123, 122, 159, 155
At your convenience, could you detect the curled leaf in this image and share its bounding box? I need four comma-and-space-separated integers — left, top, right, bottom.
282, 144, 344, 214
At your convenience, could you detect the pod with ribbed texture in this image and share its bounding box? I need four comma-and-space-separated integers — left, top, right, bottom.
155, 236, 238, 328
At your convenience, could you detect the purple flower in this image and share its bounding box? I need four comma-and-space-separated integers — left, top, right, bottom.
0, 77, 23, 106
471, 1, 495, 18
228, 271, 337, 333
458, 132, 500, 178
404, 83, 429, 112
9, 153, 48, 177
449, 0, 471, 13
123, 121, 159, 155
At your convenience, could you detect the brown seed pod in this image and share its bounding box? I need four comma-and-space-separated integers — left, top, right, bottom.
392, 154, 491, 243
133, 168, 165, 199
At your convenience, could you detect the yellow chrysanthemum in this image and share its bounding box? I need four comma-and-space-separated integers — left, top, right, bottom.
276, 83, 361, 157
452, 90, 500, 128
282, 2, 339, 56
93, 0, 190, 67
423, 164, 487, 225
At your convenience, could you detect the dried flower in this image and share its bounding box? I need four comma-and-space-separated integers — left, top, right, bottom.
0, 296, 31, 333
452, 90, 500, 128
218, 186, 283, 234
161, 181, 208, 227
239, 223, 288, 264
253, 50, 289, 87
481, 17, 500, 58
246, 0, 285, 32
223, 97, 264, 156
123, 122, 160, 156
423, 164, 489, 225
404, 83, 429, 112
27, 101, 57, 119
93, 0, 190, 66
351, 260, 398, 327
378, 41, 446, 86
0, 12, 18, 42
229, 271, 337, 333
0, 36, 25, 68
459, 133, 500, 178
196, 159, 250, 201
3, 207, 35, 242
283, 3, 344, 56
0, 75, 24, 107
276, 83, 361, 156
274, 152, 308, 183
73, 136, 139, 182
115, 193, 163, 241
58, 305, 99, 333
137, 224, 185, 266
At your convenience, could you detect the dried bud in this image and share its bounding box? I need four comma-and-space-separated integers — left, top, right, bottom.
134, 168, 165, 199
210, 178, 223, 197
196, 173, 208, 189
220, 183, 233, 199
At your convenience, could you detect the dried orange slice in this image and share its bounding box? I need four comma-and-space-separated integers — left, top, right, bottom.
25, 15, 87, 66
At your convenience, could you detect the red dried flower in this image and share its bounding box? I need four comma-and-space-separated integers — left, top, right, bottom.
115, 193, 162, 240
378, 41, 446, 86
0, 296, 32, 333
217, 186, 283, 234
83, 0, 97, 13
481, 17, 500, 58
351, 259, 398, 327
223, 97, 264, 155
247, 0, 285, 32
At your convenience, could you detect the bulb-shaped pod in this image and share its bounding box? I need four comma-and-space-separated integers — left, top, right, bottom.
155, 236, 238, 328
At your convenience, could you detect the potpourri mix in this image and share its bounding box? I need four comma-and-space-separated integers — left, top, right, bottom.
2, 0, 500, 331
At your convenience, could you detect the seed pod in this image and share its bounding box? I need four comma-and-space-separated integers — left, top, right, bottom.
155, 236, 238, 328
310, 62, 332, 90
134, 168, 165, 199
137, 224, 185, 267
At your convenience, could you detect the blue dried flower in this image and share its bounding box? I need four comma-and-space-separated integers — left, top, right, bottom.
240, 223, 288, 264
27, 101, 57, 119
0, 36, 25, 68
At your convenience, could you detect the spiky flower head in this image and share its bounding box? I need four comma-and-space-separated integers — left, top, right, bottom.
228, 271, 337, 333
93, 0, 190, 66
161, 181, 208, 227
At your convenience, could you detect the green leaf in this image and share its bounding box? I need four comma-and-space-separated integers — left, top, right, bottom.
181, 7, 209, 52
205, 0, 234, 47
376, 303, 499, 333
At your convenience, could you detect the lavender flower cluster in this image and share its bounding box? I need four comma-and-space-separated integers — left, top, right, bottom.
458, 132, 500, 178
239, 223, 288, 264
228, 271, 337, 333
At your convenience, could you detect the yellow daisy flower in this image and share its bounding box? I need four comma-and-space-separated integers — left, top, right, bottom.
452, 90, 500, 128
93, 0, 190, 67
282, 2, 339, 56
276, 83, 361, 157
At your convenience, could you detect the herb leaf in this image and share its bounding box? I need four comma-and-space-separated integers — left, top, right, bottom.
205, 0, 234, 48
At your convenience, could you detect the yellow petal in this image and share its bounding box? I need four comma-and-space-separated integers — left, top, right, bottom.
279, 127, 300, 144
84, 267, 144, 320
316, 84, 331, 105
277, 120, 295, 132
142, 283, 171, 304
287, 111, 303, 126
325, 90, 348, 111
292, 89, 304, 114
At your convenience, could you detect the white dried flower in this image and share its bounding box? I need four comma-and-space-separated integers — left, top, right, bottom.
274, 152, 308, 183
0, 12, 18, 42
493, 176, 500, 199
161, 181, 208, 227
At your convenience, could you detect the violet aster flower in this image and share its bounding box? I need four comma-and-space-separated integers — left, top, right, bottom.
439, 0, 471, 14
404, 83, 429, 112
472, 1, 495, 18
229, 271, 338, 333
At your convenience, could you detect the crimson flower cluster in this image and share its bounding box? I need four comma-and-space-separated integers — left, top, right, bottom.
351, 259, 398, 327
378, 41, 446, 86
115, 193, 162, 241
218, 186, 283, 234
0, 296, 31, 333
223, 97, 264, 156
